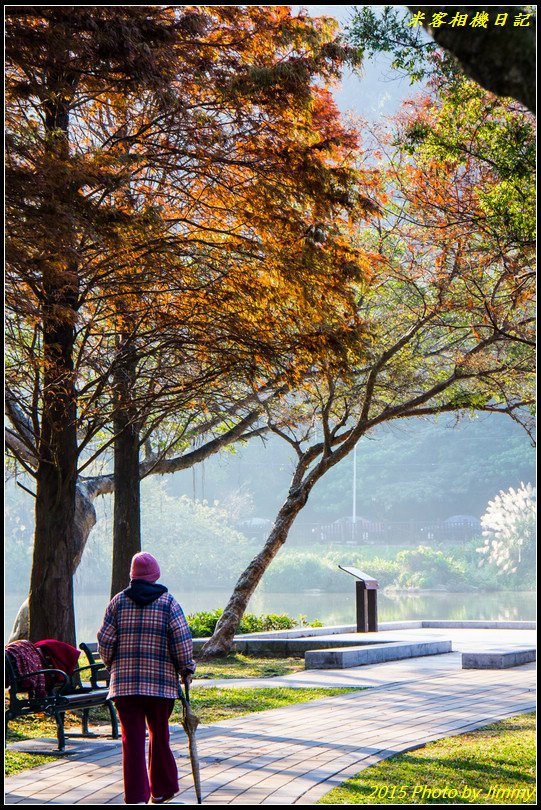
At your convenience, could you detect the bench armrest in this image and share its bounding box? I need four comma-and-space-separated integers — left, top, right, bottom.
16, 667, 68, 681
73, 663, 106, 675
72, 662, 109, 689
77, 643, 110, 688
13, 667, 69, 695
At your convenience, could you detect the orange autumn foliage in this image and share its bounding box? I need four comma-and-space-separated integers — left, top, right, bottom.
5, 7, 378, 641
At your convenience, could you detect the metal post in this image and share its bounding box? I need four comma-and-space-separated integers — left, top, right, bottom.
340, 565, 379, 634
356, 580, 368, 632
367, 588, 378, 632
355, 581, 378, 633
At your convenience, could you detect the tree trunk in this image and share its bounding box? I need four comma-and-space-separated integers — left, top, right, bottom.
199, 481, 312, 659
28, 49, 80, 644
29, 265, 78, 644
10, 484, 98, 641
199, 423, 367, 659
110, 337, 141, 597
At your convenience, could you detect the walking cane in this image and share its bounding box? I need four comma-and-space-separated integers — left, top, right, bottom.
178, 675, 202, 804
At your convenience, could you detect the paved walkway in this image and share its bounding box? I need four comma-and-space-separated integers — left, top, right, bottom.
5, 629, 536, 805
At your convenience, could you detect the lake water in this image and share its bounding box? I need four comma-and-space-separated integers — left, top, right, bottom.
4, 588, 536, 644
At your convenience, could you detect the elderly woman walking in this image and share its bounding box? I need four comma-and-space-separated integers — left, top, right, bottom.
98, 552, 196, 805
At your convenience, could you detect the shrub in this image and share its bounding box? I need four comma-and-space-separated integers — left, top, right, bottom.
263, 550, 405, 592
239, 613, 296, 633
347, 556, 400, 588
186, 609, 224, 638
186, 609, 321, 637
262, 551, 344, 591
394, 545, 469, 591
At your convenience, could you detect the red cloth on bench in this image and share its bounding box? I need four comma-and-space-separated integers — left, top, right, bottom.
34, 639, 81, 676
5, 640, 47, 698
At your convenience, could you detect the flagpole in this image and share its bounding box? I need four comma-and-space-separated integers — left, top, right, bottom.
352, 442, 357, 541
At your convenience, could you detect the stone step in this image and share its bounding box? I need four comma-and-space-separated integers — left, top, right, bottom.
422, 620, 536, 630
305, 640, 453, 670
462, 648, 536, 669
193, 636, 397, 656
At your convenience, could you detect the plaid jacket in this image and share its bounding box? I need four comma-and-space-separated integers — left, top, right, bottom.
97, 588, 195, 699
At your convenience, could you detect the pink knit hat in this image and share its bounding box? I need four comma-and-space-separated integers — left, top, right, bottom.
130, 552, 160, 583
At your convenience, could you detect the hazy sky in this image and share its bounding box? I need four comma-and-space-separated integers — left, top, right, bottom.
295, 5, 421, 120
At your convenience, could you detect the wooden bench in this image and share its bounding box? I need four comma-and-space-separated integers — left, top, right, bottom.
5, 642, 119, 751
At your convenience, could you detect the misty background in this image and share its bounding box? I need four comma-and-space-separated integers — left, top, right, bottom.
6, 411, 536, 640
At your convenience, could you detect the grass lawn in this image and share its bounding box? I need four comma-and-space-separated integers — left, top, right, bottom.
5, 750, 55, 778
193, 651, 305, 680
318, 712, 536, 805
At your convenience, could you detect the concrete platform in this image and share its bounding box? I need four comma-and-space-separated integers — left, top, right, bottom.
462, 647, 536, 669
192, 625, 536, 690
305, 639, 452, 669
192, 620, 536, 656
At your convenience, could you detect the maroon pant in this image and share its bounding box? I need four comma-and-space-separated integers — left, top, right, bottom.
114, 695, 179, 804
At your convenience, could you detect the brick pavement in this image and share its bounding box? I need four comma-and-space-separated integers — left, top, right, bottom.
5, 653, 535, 805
